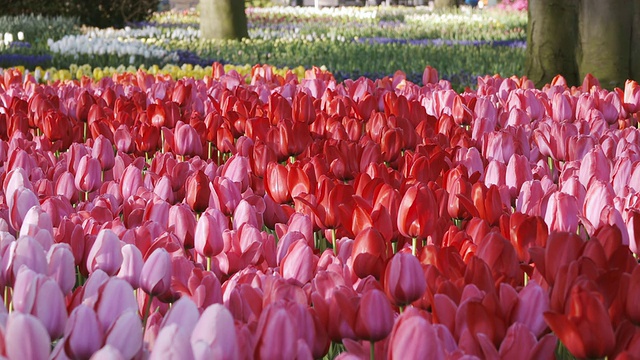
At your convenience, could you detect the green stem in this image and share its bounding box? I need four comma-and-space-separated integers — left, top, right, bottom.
161, 131, 165, 154
331, 228, 337, 256
142, 294, 154, 335
392, 241, 397, 254
4, 286, 9, 312
412, 237, 418, 257
370, 341, 375, 360
206, 256, 211, 272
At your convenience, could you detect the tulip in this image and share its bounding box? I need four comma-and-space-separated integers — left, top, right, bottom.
5, 312, 51, 360
185, 170, 211, 214
116, 244, 143, 289
11, 235, 48, 279
191, 303, 238, 360
20, 205, 54, 251
355, 289, 394, 342
151, 324, 195, 360
194, 211, 226, 269
140, 248, 172, 297
280, 239, 318, 286
397, 183, 437, 255
8, 186, 39, 233
94, 278, 139, 334
254, 304, 297, 360
387, 308, 445, 360
160, 297, 200, 338
351, 227, 388, 279
544, 192, 579, 233
90, 345, 125, 360
383, 252, 426, 307
47, 243, 76, 295
104, 310, 143, 359
544, 284, 615, 358
92, 134, 115, 171
86, 229, 123, 276
174, 121, 203, 159
64, 304, 104, 359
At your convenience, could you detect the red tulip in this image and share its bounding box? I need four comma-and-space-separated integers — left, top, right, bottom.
383, 252, 426, 306
351, 227, 389, 279
185, 170, 211, 213
397, 183, 437, 253
544, 284, 615, 359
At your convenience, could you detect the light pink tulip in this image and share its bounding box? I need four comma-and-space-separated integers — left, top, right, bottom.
89, 345, 125, 360
280, 239, 318, 286
75, 155, 102, 193
19, 206, 53, 251
12, 235, 48, 278
5, 312, 51, 360
116, 244, 143, 289
160, 297, 199, 338
191, 303, 238, 360
86, 229, 123, 276
104, 310, 143, 359
64, 304, 104, 359
8, 186, 39, 232
544, 192, 579, 233
140, 248, 172, 296
512, 280, 549, 337
151, 324, 195, 360
94, 278, 138, 334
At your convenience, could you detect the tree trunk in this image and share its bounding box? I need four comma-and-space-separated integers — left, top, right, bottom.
525, 0, 579, 87
631, 0, 640, 81
434, 0, 458, 9
200, 0, 248, 40
577, 0, 631, 88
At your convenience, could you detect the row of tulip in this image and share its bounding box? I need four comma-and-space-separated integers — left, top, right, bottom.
1, 63, 639, 359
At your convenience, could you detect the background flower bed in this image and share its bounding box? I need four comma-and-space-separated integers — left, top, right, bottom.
0, 6, 526, 90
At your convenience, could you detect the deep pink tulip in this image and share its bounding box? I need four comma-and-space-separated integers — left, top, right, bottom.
512, 280, 549, 337
153, 175, 175, 203
210, 176, 242, 216
232, 198, 264, 230
64, 304, 104, 359
383, 252, 426, 306
355, 288, 394, 342
506, 153, 533, 199
143, 197, 171, 229
140, 248, 172, 296
5, 312, 51, 360
92, 135, 115, 171
116, 244, 143, 289
120, 164, 144, 201
387, 308, 444, 360
47, 243, 76, 295
578, 146, 611, 188
174, 121, 203, 158
185, 170, 211, 214
104, 310, 143, 359
280, 239, 318, 286
86, 229, 123, 276
190, 303, 239, 360
75, 155, 102, 194
168, 203, 197, 249
254, 303, 297, 360
194, 210, 226, 259
220, 155, 251, 193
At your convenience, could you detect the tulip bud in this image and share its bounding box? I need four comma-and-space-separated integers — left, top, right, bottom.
64, 304, 104, 359
75, 155, 102, 194
47, 243, 76, 295
194, 210, 226, 259
185, 170, 211, 213
191, 303, 238, 360
355, 289, 394, 342
117, 244, 143, 289
6, 312, 51, 360
140, 248, 172, 296
104, 310, 143, 359
92, 135, 115, 171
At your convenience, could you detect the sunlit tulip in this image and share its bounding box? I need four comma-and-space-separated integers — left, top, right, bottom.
117, 244, 143, 289
280, 239, 318, 286
191, 304, 238, 360
387, 308, 444, 360
397, 183, 437, 254
140, 248, 172, 297
47, 243, 76, 295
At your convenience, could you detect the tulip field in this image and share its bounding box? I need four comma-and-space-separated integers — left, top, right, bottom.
2, 2, 640, 360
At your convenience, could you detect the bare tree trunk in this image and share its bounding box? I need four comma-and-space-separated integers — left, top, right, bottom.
525, 0, 579, 87
631, 0, 640, 81
200, 0, 248, 40
577, 0, 631, 88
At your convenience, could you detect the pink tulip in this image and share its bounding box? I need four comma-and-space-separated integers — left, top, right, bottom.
5, 312, 51, 360
174, 121, 203, 158
210, 176, 242, 216
160, 297, 200, 338
194, 211, 226, 259
168, 203, 197, 249
387, 308, 444, 360
191, 303, 239, 360
254, 303, 297, 360
120, 164, 144, 201
506, 153, 533, 199
75, 155, 102, 193
151, 324, 195, 360
92, 135, 116, 171
280, 239, 318, 286
11, 235, 48, 278
220, 155, 251, 193
383, 252, 426, 306
624, 79, 640, 113
94, 278, 139, 334
512, 280, 549, 337
140, 248, 172, 296
8, 186, 39, 232
544, 192, 579, 233
13, 267, 67, 339
116, 244, 143, 289
90, 345, 125, 360
86, 229, 123, 276
56, 171, 79, 204
578, 146, 611, 188
104, 310, 143, 359
64, 304, 104, 359
355, 289, 394, 342
47, 243, 76, 295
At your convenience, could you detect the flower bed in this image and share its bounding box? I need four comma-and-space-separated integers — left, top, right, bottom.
0, 63, 639, 359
